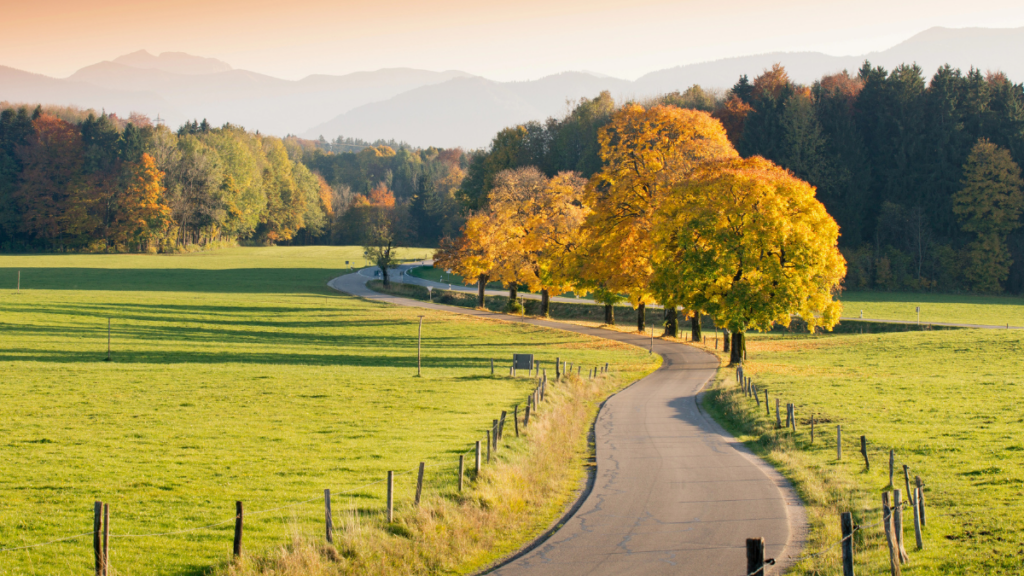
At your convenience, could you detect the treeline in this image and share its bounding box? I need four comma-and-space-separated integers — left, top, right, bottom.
0, 106, 332, 251
460, 64, 1024, 294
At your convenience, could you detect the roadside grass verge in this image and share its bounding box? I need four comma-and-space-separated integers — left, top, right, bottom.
0, 247, 657, 575
702, 329, 1024, 575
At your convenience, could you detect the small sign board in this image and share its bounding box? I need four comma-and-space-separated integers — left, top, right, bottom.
513, 354, 534, 370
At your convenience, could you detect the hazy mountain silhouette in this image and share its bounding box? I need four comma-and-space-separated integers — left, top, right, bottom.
2, 27, 1022, 147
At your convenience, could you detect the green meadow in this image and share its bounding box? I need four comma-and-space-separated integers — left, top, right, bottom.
0, 247, 657, 576
705, 328, 1024, 575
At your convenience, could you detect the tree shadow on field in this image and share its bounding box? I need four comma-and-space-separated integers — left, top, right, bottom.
0, 267, 349, 294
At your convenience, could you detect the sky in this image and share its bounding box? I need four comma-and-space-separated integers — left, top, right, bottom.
3, 0, 1024, 81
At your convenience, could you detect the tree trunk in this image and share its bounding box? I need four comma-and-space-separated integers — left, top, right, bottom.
509, 284, 517, 302
663, 306, 678, 337
381, 265, 390, 288
723, 329, 731, 353
691, 311, 702, 342
540, 289, 550, 317
636, 303, 646, 333
604, 304, 615, 325
477, 274, 488, 308
730, 331, 745, 365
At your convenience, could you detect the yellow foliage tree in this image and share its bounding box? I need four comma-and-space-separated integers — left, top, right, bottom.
652, 156, 846, 364
581, 103, 738, 332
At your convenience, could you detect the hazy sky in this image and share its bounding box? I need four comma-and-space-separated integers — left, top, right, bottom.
3, 0, 1023, 81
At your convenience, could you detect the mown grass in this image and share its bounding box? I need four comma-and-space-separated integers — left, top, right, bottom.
0, 247, 658, 576
702, 329, 1024, 575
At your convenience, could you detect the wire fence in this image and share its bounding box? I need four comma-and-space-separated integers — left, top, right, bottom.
0, 357, 582, 572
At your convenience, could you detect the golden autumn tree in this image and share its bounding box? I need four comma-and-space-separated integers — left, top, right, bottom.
436, 167, 588, 315
652, 156, 847, 364
106, 153, 172, 250
581, 103, 739, 332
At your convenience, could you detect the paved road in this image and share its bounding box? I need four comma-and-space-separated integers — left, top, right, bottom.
330, 269, 806, 576
395, 262, 1024, 330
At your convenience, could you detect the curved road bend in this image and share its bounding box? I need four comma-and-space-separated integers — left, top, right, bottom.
329, 269, 807, 576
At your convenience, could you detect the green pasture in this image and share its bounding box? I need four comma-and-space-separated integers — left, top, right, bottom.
0, 247, 657, 576
708, 329, 1024, 575
840, 291, 1024, 327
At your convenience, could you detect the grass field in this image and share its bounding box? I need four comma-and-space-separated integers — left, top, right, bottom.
0, 247, 658, 576
704, 329, 1024, 575
840, 291, 1024, 327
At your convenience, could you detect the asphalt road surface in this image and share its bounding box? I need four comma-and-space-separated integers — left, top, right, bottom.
330, 269, 806, 576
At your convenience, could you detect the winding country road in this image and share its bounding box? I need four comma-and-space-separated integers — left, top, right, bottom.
329, 268, 806, 575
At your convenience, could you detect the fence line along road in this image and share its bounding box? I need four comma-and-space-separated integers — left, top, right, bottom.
331, 269, 807, 576
389, 261, 1024, 330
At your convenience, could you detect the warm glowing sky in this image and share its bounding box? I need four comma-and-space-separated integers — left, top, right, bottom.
4, 0, 1024, 81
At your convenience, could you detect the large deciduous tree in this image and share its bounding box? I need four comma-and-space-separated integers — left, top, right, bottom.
653, 156, 846, 364
581, 103, 738, 332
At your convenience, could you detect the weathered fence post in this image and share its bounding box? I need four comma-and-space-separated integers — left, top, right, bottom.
745, 537, 765, 576
524, 403, 531, 427
556, 357, 560, 379
837, 425, 842, 460
753, 385, 760, 407
498, 411, 507, 441
775, 398, 781, 428
386, 471, 394, 522
94, 501, 103, 575
102, 503, 109, 576
889, 450, 895, 487
915, 476, 926, 527
790, 404, 796, 433
475, 441, 481, 475
882, 492, 902, 576
415, 462, 425, 506
492, 419, 498, 449
491, 358, 494, 376
324, 489, 333, 543
765, 390, 770, 416
486, 430, 492, 463
912, 486, 923, 550
233, 501, 243, 557
894, 489, 909, 563
458, 455, 465, 492
514, 404, 520, 437
861, 436, 869, 469
841, 511, 855, 576
903, 465, 913, 507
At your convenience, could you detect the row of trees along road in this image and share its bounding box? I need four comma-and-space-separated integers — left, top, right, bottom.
436, 104, 846, 363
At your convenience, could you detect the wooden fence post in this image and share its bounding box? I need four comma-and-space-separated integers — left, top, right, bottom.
745, 537, 765, 576
498, 411, 507, 441
514, 405, 520, 437
94, 501, 103, 575
790, 404, 796, 433
102, 503, 109, 576
324, 489, 333, 543
556, 357, 560, 379
415, 462, 425, 506
486, 430, 491, 463
889, 450, 895, 487
841, 511, 855, 576
605, 362, 608, 373
475, 441, 481, 475
491, 358, 494, 376
861, 436, 869, 469
912, 486, 923, 550
894, 489, 909, 563
386, 471, 394, 522
233, 501, 243, 557
492, 419, 499, 448
753, 385, 760, 407
915, 476, 926, 527
775, 398, 781, 428
882, 492, 902, 576
765, 390, 770, 416
837, 425, 842, 460
903, 465, 913, 507
459, 455, 465, 492
524, 403, 531, 428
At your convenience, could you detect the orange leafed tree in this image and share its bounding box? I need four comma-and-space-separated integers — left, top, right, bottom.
14, 114, 88, 248
107, 153, 171, 249
580, 103, 739, 331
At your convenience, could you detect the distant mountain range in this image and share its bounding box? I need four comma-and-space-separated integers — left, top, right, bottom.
2, 27, 1023, 148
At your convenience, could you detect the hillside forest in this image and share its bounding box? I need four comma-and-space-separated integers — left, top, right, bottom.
1, 60, 1022, 294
